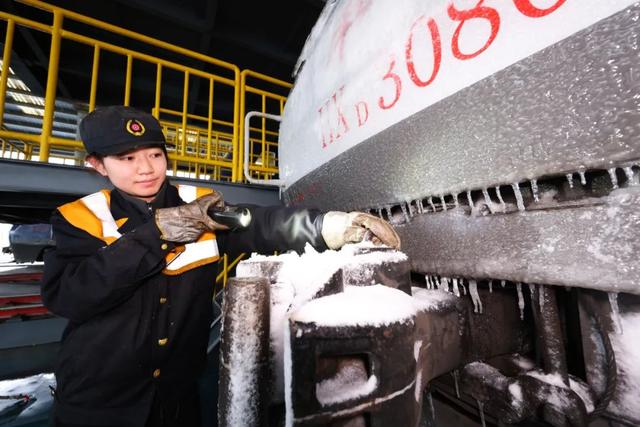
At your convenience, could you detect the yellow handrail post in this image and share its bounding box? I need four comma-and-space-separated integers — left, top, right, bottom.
124, 54, 133, 106
207, 77, 213, 160
40, 9, 63, 162
223, 254, 228, 287
181, 71, 189, 157
0, 19, 15, 128
153, 64, 162, 118
88, 45, 100, 112
261, 94, 266, 172
232, 71, 242, 182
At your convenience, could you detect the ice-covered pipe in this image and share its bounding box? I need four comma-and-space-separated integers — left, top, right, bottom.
218, 276, 271, 427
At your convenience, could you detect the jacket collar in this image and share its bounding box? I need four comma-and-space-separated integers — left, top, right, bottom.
110, 180, 182, 233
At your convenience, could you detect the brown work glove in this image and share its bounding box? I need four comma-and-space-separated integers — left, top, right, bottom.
321, 211, 401, 250
155, 191, 228, 243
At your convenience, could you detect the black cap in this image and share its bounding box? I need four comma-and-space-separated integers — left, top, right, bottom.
79, 106, 167, 156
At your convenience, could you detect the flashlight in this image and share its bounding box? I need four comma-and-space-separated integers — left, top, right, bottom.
208, 206, 252, 230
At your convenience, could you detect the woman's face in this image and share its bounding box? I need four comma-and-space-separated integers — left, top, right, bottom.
87, 146, 167, 202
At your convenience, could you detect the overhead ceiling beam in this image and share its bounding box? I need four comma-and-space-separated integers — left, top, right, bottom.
212, 31, 298, 69
108, 0, 218, 33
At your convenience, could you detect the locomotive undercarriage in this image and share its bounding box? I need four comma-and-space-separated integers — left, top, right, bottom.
218, 165, 640, 426
231, 4, 640, 424
392, 166, 640, 426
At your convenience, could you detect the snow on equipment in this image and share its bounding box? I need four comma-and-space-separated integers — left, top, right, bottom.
232, 0, 640, 425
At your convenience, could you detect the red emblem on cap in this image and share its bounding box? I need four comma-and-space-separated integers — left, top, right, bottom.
126, 119, 146, 136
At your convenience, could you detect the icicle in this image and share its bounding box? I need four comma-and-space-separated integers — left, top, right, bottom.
511, 182, 525, 211
608, 292, 623, 334
440, 277, 449, 292
482, 188, 496, 213
385, 206, 392, 219
453, 193, 459, 208
461, 282, 467, 296
528, 283, 535, 296
495, 186, 506, 212
501, 280, 506, 288
530, 179, 539, 202
440, 194, 447, 211
401, 203, 410, 222
452, 278, 460, 297
623, 166, 638, 186
469, 279, 483, 314
516, 283, 525, 320
417, 199, 424, 214
426, 275, 432, 290
435, 276, 442, 288
477, 400, 486, 427
452, 370, 461, 398
377, 208, 383, 219
578, 170, 587, 185
407, 201, 414, 217
489, 280, 493, 293
466, 190, 474, 213
538, 284, 545, 311
566, 173, 574, 189
428, 197, 437, 212
608, 168, 619, 189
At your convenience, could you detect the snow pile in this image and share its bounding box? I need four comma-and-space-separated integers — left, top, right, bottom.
238, 242, 407, 310
411, 287, 458, 311
291, 284, 416, 327
315, 361, 377, 406
237, 242, 408, 403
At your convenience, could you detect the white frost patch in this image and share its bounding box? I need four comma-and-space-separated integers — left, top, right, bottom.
579, 211, 594, 221
270, 281, 295, 399
569, 378, 594, 413
606, 206, 621, 219
607, 312, 640, 420
545, 389, 572, 413
411, 287, 458, 311
526, 371, 568, 388
508, 382, 523, 406
0, 373, 55, 416
540, 236, 560, 254
510, 354, 535, 371
284, 322, 293, 427
226, 306, 262, 426
415, 370, 422, 402
414, 340, 422, 361
586, 241, 616, 264
526, 370, 594, 413
316, 368, 377, 406
291, 285, 416, 327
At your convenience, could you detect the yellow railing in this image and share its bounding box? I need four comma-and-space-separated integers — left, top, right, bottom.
0, 0, 292, 183
239, 69, 291, 182
215, 253, 246, 293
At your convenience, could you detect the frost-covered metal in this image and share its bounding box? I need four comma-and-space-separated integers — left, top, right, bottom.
269, 0, 640, 425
